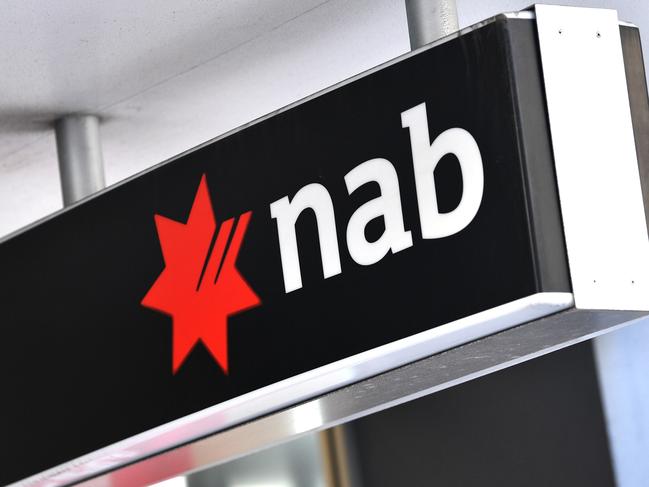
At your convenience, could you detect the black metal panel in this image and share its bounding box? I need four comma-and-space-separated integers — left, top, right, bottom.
621, 25, 649, 234
0, 17, 568, 484
352, 342, 615, 487
503, 17, 570, 291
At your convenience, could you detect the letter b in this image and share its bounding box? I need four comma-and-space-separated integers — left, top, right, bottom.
401, 103, 484, 239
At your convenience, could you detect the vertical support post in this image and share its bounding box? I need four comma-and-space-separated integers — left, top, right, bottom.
319, 426, 363, 487
404, 0, 458, 49
55, 114, 106, 206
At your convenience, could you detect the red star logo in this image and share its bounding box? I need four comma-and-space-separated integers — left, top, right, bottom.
142, 175, 261, 374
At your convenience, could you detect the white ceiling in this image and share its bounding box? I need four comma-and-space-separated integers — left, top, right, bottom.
1, 0, 647, 239
0, 0, 411, 238
0, 0, 327, 136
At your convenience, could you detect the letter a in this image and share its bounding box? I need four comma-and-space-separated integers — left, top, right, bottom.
345, 158, 413, 266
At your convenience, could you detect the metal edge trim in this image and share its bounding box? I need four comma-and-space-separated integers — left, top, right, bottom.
502, 9, 637, 29
82, 308, 648, 487
619, 20, 638, 28
13, 292, 573, 486
535, 4, 649, 310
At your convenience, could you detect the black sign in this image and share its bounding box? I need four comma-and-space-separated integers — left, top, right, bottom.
0, 17, 569, 484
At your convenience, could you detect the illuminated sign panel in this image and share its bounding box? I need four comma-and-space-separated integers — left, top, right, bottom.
0, 17, 570, 486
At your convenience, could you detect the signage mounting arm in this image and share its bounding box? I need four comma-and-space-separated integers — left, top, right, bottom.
54, 114, 106, 206
405, 0, 458, 49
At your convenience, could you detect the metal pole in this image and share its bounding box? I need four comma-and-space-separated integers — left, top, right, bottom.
320, 426, 363, 487
55, 115, 106, 206
404, 0, 459, 49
